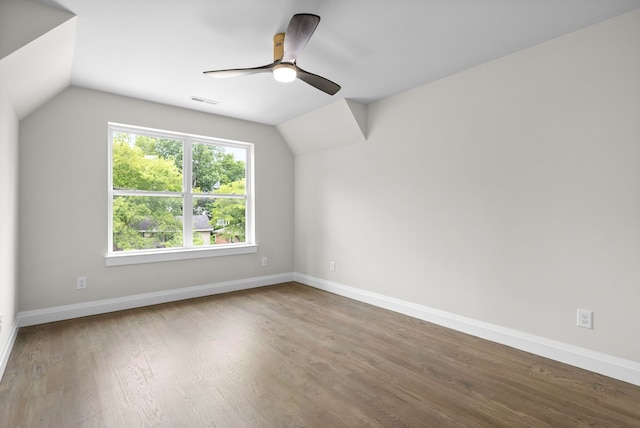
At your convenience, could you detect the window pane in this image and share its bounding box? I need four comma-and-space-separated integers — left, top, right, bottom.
191, 208, 214, 247
112, 132, 183, 192
193, 197, 246, 245
192, 143, 246, 194
112, 195, 183, 251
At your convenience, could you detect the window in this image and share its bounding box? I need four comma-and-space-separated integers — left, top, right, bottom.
106, 123, 255, 266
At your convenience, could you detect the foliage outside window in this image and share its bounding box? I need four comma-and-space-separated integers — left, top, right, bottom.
108, 123, 253, 258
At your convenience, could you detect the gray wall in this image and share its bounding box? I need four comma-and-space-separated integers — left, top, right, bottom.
294, 11, 640, 362
0, 91, 19, 361
18, 87, 294, 311
11, 6, 640, 374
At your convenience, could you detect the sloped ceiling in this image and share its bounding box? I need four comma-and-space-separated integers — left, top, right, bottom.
4, 0, 640, 153
0, 0, 76, 120
33, 0, 640, 126
278, 99, 367, 156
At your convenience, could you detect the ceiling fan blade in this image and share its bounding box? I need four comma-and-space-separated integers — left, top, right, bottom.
295, 66, 341, 95
203, 61, 278, 78
282, 14, 320, 63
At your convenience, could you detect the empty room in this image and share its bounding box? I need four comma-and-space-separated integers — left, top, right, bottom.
1, 0, 640, 426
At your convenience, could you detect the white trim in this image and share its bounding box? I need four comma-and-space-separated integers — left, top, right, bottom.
8, 272, 639, 387
0, 318, 20, 383
107, 122, 255, 259
105, 244, 258, 266
18, 272, 294, 327
294, 273, 640, 387
183, 134, 194, 248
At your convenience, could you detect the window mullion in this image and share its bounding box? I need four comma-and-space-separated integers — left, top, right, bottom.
112, 190, 183, 198
184, 138, 193, 248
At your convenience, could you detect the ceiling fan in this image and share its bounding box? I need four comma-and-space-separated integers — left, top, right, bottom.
204, 13, 341, 96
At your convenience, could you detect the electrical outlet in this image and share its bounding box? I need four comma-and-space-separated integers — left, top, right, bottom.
577, 309, 593, 329
261, 257, 268, 267
77, 276, 87, 290
329, 261, 336, 272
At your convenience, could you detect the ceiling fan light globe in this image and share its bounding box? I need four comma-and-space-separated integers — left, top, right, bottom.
273, 64, 297, 83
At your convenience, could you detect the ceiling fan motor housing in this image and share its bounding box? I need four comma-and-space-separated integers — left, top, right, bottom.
273, 33, 285, 61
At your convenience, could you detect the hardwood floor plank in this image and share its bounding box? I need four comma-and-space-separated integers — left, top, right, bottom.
1, 282, 639, 427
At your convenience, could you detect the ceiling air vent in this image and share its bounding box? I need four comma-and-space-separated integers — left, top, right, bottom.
189, 96, 220, 105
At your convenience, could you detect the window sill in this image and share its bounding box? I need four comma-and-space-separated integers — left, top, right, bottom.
105, 244, 258, 266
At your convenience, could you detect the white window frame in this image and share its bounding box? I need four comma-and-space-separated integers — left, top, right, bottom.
106, 122, 256, 266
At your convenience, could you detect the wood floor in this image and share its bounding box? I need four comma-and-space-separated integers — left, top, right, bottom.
1, 282, 639, 427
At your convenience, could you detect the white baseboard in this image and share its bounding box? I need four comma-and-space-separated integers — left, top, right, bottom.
8, 271, 640, 387
18, 272, 294, 327
294, 273, 640, 387
0, 273, 293, 382
0, 318, 20, 383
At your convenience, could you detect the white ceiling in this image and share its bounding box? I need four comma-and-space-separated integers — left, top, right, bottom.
36, 0, 640, 126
